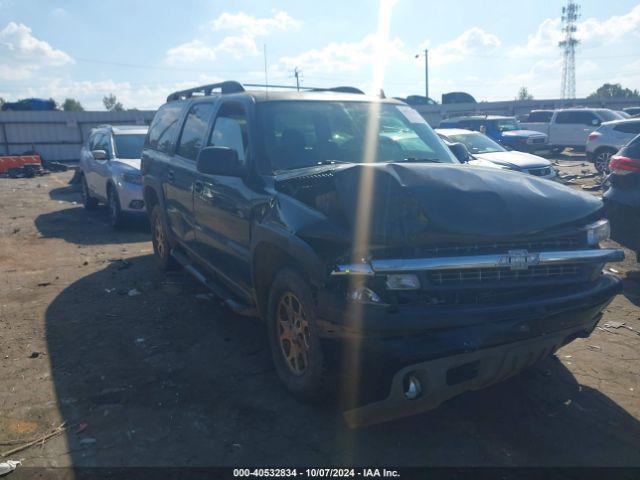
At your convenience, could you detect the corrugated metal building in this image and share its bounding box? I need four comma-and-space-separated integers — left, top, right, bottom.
0, 110, 156, 162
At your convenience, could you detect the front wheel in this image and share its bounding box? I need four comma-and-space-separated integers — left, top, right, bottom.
149, 204, 177, 271
267, 268, 328, 401
107, 186, 125, 228
80, 174, 98, 210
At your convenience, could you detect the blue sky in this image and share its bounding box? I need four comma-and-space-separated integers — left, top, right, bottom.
1, 0, 639, 109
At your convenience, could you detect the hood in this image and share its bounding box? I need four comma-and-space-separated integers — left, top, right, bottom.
113, 158, 141, 170
275, 163, 601, 247
501, 129, 548, 139
472, 151, 551, 170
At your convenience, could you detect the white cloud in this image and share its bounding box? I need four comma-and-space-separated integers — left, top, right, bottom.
510, 4, 640, 57
579, 4, 640, 43
428, 27, 501, 66
0, 22, 73, 79
166, 11, 299, 65
509, 18, 561, 57
211, 11, 299, 36
278, 35, 409, 76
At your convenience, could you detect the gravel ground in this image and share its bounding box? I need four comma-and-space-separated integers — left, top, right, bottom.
0, 157, 639, 468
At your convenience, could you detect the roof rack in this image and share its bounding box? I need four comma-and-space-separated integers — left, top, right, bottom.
167, 81, 365, 102
166, 81, 245, 102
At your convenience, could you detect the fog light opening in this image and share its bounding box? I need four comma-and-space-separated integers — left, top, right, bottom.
402, 373, 422, 400
348, 286, 381, 304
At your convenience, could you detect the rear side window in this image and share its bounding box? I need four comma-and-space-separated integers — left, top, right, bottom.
613, 122, 640, 135
147, 103, 183, 153
528, 111, 552, 123
556, 111, 597, 125
176, 103, 215, 160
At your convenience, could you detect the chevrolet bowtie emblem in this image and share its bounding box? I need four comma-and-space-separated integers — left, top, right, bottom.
498, 249, 540, 271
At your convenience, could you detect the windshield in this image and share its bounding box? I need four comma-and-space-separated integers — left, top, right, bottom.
495, 119, 520, 132
449, 132, 506, 154
257, 101, 458, 172
114, 134, 146, 159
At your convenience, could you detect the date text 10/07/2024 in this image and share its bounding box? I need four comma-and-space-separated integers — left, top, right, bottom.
233, 469, 401, 478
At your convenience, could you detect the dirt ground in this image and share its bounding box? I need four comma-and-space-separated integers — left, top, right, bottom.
1, 156, 639, 468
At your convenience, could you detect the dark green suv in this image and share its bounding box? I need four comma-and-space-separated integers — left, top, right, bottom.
141, 81, 623, 427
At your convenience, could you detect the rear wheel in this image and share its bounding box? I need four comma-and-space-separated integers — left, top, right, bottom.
594, 149, 615, 174
150, 204, 177, 270
550, 146, 564, 155
267, 268, 328, 401
80, 174, 98, 210
107, 185, 125, 229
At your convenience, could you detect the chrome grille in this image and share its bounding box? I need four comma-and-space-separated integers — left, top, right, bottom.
407, 236, 582, 258
429, 264, 582, 287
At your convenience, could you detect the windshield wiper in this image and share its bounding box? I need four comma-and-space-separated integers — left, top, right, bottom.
396, 157, 442, 163
316, 159, 349, 165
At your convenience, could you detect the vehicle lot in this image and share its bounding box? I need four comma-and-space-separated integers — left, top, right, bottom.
1, 156, 639, 467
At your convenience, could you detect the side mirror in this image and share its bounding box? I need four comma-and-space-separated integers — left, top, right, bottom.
91, 149, 108, 160
196, 146, 244, 176
448, 142, 471, 163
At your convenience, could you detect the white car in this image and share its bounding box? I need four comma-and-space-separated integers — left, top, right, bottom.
436, 128, 557, 180
78, 125, 148, 228
586, 118, 640, 173
520, 108, 623, 153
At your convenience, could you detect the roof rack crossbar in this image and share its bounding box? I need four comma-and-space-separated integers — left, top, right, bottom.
167, 81, 245, 102
167, 81, 366, 102
245, 83, 364, 95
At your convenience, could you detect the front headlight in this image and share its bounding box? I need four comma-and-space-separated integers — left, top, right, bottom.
586, 219, 610, 246
121, 172, 142, 185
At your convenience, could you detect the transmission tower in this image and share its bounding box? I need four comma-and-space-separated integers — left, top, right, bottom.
559, 0, 580, 99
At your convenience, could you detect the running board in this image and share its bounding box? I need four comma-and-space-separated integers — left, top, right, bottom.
171, 249, 258, 317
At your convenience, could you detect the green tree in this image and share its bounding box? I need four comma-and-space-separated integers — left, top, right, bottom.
48, 97, 60, 110
62, 98, 84, 112
587, 83, 640, 99
103, 93, 124, 112
0, 97, 5, 108
517, 87, 533, 101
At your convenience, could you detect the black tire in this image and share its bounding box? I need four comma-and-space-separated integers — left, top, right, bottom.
149, 204, 177, 271
550, 146, 564, 155
80, 173, 98, 210
267, 268, 329, 401
593, 148, 616, 175
107, 185, 125, 229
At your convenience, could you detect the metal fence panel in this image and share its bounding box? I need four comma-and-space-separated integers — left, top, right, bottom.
0, 110, 156, 161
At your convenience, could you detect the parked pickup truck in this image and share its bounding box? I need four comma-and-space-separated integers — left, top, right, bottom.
520, 108, 623, 153
142, 81, 624, 427
438, 115, 549, 154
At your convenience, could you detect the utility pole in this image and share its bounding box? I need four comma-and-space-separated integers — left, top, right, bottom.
415, 49, 429, 100
559, 0, 580, 99
294, 67, 301, 92
424, 49, 429, 100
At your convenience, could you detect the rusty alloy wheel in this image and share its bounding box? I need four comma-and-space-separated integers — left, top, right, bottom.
277, 291, 311, 376
153, 215, 166, 260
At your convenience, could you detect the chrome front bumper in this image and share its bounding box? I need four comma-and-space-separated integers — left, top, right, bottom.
331, 248, 625, 276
